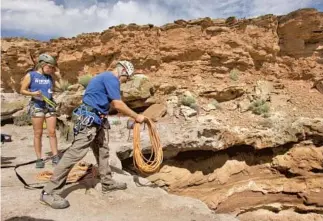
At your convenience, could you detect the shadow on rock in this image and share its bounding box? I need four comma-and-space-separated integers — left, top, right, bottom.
5, 216, 54, 221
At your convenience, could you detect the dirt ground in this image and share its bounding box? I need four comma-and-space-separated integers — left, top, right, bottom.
1, 124, 237, 221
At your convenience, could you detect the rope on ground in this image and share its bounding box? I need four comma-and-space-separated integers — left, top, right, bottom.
133, 118, 163, 174
36, 161, 97, 183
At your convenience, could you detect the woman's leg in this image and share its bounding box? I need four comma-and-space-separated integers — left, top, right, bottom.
32, 117, 45, 159
45, 115, 58, 156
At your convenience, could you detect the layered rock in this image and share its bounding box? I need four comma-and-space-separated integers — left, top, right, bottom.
1, 9, 322, 93
1, 7, 323, 220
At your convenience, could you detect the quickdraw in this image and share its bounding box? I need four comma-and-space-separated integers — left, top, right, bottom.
72, 104, 102, 135
42, 95, 57, 108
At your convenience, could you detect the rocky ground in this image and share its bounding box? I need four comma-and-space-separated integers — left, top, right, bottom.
1, 7, 323, 221
1, 124, 237, 221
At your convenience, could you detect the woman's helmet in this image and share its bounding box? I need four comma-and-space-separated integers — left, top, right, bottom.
38, 54, 57, 66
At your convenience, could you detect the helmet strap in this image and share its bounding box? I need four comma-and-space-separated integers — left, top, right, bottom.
117, 65, 129, 78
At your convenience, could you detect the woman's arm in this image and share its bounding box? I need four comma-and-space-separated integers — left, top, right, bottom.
20, 74, 41, 97
53, 68, 63, 92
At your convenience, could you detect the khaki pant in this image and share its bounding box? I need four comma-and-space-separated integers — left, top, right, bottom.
44, 124, 111, 194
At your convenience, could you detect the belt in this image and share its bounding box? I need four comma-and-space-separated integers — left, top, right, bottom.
82, 103, 106, 118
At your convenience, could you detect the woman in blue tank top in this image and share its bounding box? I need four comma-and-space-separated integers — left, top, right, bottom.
20, 54, 61, 168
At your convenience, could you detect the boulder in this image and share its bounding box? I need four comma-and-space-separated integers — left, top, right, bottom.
121, 74, 154, 109
200, 86, 245, 102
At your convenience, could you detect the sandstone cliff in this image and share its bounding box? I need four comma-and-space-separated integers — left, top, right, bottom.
1, 8, 323, 221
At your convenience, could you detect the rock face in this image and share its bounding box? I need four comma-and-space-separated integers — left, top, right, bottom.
121, 74, 154, 109
1, 9, 322, 93
1, 7, 323, 221
1, 93, 29, 121
111, 115, 323, 219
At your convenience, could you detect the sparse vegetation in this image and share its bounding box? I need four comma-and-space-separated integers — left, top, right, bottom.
181, 93, 200, 112
78, 74, 93, 88
249, 99, 270, 116
189, 103, 199, 111
57, 79, 71, 91
226, 16, 237, 24
210, 99, 220, 109
111, 119, 122, 125
181, 96, 196, 107
229, 69, 239, 81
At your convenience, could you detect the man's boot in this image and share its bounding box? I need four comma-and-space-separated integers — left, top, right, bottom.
102, 180, 127, 193
40, 191, 70, 209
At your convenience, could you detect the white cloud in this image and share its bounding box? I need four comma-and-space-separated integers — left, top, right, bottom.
1, 0, 318, 38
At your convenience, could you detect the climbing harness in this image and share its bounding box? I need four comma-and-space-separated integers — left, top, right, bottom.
72, 104, 103, 136
132, 118, 163, 174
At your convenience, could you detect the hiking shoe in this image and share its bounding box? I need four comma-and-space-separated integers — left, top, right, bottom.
102, 180, 127, 193
52, 155, 60, 166
35, 159, 45, 168
40, 191, 70, 209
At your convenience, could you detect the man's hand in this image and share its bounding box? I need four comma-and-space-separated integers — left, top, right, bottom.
135, 114, 146, 123
111, 100, 147, 123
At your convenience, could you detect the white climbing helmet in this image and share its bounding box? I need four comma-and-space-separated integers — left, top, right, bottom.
117, 60, 135, 77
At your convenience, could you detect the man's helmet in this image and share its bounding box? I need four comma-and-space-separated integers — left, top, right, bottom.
117, 60, 134, 77
38, 54, 57, 66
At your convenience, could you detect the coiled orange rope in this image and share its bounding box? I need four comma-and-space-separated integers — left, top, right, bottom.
36, 161, 97, 183
133, 118, 163, 174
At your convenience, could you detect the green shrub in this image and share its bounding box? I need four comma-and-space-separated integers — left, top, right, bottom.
111, 119, 122, 125
57, 79, 71, 91
210, 99, 220, 108
181, 95, 196, 107
189, 103, 199, 111
249, 99, 270, 116
78, 74, 93, 88
226, 16, 237, 24
229, 69, 239, 81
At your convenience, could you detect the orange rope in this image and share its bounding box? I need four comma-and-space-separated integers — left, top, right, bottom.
133, 118, 163, 174
36, 161, 96, 183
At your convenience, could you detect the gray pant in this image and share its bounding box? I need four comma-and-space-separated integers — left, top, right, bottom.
44, 124, 112, 194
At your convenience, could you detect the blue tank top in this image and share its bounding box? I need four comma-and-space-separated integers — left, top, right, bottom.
29, 71, 53, 108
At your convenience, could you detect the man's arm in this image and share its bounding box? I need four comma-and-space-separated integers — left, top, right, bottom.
110, 100, 145, 123
110, 100, 138, 119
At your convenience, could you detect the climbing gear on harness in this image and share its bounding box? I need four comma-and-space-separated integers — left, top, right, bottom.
72, 104, 104, 136
42, 95, 57, 109
133, 118, 163, 174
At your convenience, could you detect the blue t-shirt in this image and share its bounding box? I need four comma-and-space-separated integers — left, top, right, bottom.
29, 71, 53, 108
83, 72, 121, 115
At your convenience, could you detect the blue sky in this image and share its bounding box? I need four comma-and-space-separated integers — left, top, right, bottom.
1, 0, 323, 41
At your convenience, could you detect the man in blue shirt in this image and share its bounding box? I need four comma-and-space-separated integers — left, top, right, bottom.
41, 61, 146, 209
